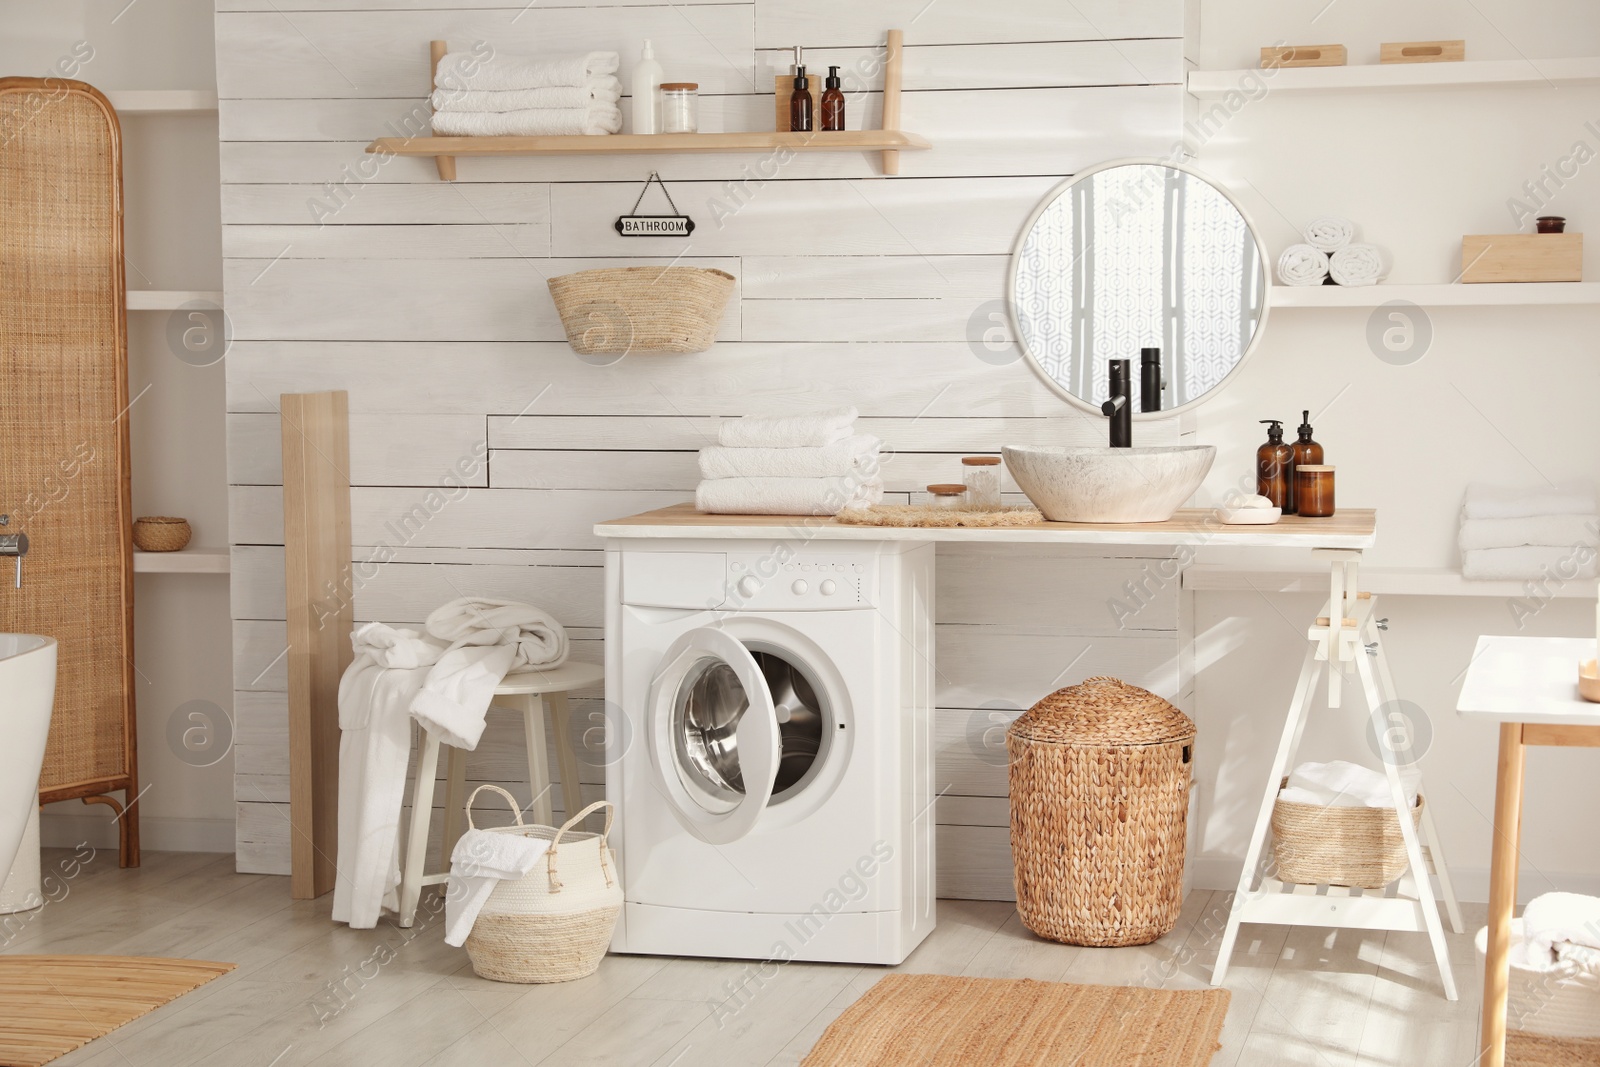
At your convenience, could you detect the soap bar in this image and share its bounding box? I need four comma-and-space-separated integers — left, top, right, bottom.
1238, 494, 1276, 509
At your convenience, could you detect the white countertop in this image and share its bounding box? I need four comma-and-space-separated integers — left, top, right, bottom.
1456, 635, 1600, 726
594, 505, 1378, 550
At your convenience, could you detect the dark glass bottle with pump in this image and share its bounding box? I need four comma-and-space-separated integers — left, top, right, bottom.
790, 66, 813, 132
1291, 410, 1323, 472
1257, 419, 1294, 512
821, 66, 845, 131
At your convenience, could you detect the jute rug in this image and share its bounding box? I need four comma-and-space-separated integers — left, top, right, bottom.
802, 974, 1231, 1066
0, 956, 235, 1066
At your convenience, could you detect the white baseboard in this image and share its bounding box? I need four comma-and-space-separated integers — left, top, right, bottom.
40, 813, 235, 854
1189, 855, 1600, 908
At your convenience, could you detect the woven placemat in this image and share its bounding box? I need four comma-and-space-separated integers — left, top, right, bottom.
835, 504, 1042, 528
802, 974, 1230, 1067
0, 956, 234, 1066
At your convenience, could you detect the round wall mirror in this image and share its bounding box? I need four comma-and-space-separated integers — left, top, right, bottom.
1010, 160, 1269, 418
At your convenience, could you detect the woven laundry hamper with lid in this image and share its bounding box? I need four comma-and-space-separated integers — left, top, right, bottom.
1007, 677, 1195, 947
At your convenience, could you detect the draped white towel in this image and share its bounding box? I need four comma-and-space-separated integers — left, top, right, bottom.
696, 476, 884, 516
1329, 244, 1385, 286
698, 435, 882, 480
1277, 244, 1330, 286
431, 106, 622, 137
1521, 892, 1600, 961
437, 51, 620, 92
1462, 545, 1599, 581
444, 828, 551, 947
717, 407, 859, 449
1303, 216, 1355, 253
1459, 513, 1600, 551
431, 80, 620, 113
1465, 482, 1598, 520
1279, 759, 1418, 810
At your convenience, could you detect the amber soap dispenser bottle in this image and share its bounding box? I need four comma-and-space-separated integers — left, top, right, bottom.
1291, 410, 1323, 469
1257, 419, 1295, 512
821, 66, 845, 131
790, 65, 813, 132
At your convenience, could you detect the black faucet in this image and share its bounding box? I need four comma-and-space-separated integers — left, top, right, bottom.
1101, 359, 1132, 448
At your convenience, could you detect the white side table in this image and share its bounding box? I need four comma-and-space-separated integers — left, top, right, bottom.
1457, 635, 1600, 1067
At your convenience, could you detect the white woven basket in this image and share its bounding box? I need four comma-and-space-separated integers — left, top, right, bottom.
462, 784, 623, 984
1476, 919, 1600, 1063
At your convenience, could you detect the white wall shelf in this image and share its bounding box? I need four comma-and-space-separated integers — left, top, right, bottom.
133, 548, 230, 574
106, 90, 218, 114
1272, 282, 1600, 308
1184, 565, 1589, 599
127, 290, 223, 310
1189, 57, 1600, 96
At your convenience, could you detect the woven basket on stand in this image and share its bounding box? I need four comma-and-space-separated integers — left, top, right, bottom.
461, 785, 622, 984
1476, 920, 1600, 1066
547, 266, 735, 355
1007, 677, 1195, 947
1270, 777, 1421, 889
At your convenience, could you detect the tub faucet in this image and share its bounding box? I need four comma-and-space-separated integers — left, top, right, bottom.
1100, 359, 1132, 448
0, 516, 29, 589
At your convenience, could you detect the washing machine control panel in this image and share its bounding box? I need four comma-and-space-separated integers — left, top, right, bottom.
724, 551, 876, 610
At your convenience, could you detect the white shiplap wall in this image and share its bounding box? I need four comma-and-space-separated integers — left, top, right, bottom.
219, 0, 1187, 894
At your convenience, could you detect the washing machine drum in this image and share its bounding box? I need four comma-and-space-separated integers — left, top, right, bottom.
676, 651, 824, 800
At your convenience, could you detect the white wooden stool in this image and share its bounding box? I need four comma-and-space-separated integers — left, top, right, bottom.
396, 660, 602, 927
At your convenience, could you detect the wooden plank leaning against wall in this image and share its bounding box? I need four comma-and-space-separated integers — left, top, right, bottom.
219, 0, 1188, 891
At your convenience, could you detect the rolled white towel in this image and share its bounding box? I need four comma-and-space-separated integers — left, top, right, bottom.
1277, 244, 1330, 287
717, 407, 859, 449
431, 79, 620, 113
696, 476, 883, 516
698, 435, 882, 481
431, 106, 621, 137
437, 51, 620, 92
1279, 760, 1419, 809
1465, 481, 1598, 520
1329, 243, 1385, 287
1303, 215, 1355, 253
1459, 513, 1600, 551
1462, 545, 1599, 581
1522, 892, 1600, 960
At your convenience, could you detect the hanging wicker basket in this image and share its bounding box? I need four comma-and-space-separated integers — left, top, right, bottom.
132, 516, 191, 552
1476, 920, 1600, 1066
547, 266, 734, 355
1270, 777, 1421, 889
1007, 677, 1195, 947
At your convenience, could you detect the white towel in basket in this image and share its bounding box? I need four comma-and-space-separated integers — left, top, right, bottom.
1523, 892, 1600, 961
1279, 760, 1418, 809
445, 828, 551, 947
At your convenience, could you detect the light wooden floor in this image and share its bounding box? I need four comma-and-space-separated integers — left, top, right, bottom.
4, 850, 1486, 1066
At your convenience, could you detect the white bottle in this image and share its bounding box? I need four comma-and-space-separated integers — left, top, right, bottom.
632, 40, 663, 134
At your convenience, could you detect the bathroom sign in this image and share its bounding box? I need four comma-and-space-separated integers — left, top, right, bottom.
615, 171, 694, 237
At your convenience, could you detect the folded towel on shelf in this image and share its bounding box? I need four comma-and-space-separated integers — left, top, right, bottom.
1522, 892, 1600, 960
1329, 243, 1384, 287
1462, 545, 1599, 581
1303, 216, 1355, 253
431, 80, 620, 113
698, 435, 882, 481
437, 51, 620, 92
411, 597, 570, 751
1465, 482, 1599, 520
1459, 513, 1600, 552
1279, 759, 1419, 810
1277, 244, 1330, 286
431, 106, 622, 137
717, 408, 860, 449
696, 476, 884, 516
444, 828, 552, 947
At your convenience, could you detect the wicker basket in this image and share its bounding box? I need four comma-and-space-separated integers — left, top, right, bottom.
1007, 677, 1195, 947
1271, 778, 1421, 889
1476, 920, 1600, 1066
461, 785, 622, 984
547, 266, 735, 355
132, 516, 190, 552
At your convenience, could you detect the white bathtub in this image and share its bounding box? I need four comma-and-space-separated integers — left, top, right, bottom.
0, 636, 56, 885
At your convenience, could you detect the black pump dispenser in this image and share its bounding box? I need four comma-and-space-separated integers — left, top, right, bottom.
1257, 420, 1294, 512
825, 66, 841, 90
793, 64, 809, 90
1296, 410, 1315, 443
1261, 419, 1284, 443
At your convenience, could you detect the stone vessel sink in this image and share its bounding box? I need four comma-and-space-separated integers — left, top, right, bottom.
1003, 445, 1217, 523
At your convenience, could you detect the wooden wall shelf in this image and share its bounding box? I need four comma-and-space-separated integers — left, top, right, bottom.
378, 33, 927, 179
1272, 282, 1600, 307
1190, 56, 1600, 96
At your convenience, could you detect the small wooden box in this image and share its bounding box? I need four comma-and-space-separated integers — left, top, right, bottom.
1260, 44, 1347, 68
1381, 40, 1466, 64
1461, 234, 1582, 283
774, 74, 818, 131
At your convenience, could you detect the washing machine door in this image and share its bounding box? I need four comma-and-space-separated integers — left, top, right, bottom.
648, 626, 781, 845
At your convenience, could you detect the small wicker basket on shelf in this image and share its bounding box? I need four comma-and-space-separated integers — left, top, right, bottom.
1007, 677, 1195, 948
547, 266, 735, 355
132, 516, 191, 552
1270, 777, 1421, 889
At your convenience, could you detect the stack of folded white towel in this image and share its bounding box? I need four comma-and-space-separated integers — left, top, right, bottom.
1279, 760, 1419, 810
432, 51, 622, 136
1459, 482, 1599, 580
1277, 215, 1385, 287
696, 407, 884, 516
1516, 891, 1600, 970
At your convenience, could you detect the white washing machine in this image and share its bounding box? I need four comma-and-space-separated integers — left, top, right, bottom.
603, 537, 936, 965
